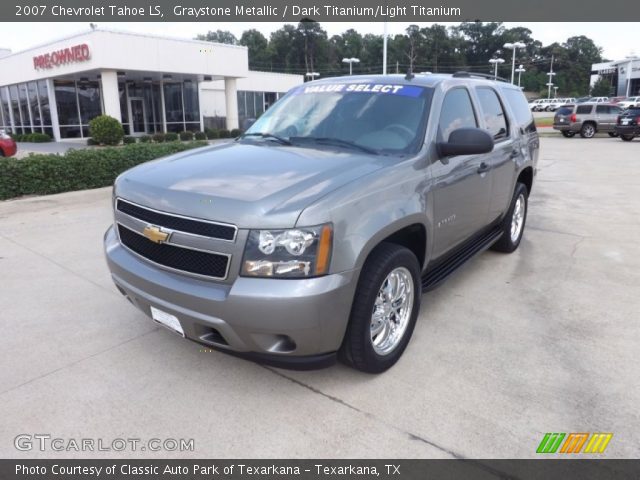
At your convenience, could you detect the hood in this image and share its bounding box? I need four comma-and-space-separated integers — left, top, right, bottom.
115, 142, 388, 228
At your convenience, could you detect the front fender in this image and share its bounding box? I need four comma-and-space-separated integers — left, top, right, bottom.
297, 157, 433, 275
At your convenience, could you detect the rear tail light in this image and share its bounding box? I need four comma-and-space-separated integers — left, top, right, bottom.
617, 115, 622, 124
635, 116, 640, 125
570, 114, 577, 123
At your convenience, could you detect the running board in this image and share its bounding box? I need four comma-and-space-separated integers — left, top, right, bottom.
421, 226, 503, 292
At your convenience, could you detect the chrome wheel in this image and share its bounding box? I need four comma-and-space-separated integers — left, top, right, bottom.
370, 267, 414, 356
582, 124, 595, 138
510, 193, 526, 243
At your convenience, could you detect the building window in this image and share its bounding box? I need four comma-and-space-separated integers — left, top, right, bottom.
118, 82, 129, 135
237, 90, 280, 127
18, 84, 32, 132
54, 79, 102, 138
78, 80, 102, 125
9, 85, 24, 134
163, 81, 200, 132
37, 80, 52, 128
163, 82, 183, 129
0, 88, 10, 131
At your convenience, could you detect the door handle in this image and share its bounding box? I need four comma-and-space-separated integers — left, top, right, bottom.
477, 162, 490, 174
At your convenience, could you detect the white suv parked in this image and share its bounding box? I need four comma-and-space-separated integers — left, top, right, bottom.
618, 96, 640, 109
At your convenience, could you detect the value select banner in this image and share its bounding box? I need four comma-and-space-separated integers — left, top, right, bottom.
4, 0, 640, 22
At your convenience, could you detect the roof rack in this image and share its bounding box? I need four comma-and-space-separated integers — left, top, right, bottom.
452, 71, 509, 83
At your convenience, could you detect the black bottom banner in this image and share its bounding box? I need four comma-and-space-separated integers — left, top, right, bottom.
2, 459, 639, 480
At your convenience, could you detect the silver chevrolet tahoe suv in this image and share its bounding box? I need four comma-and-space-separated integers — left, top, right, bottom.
104, 73, 539, 373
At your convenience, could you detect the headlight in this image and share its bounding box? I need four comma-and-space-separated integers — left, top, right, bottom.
241, 224, 333, 278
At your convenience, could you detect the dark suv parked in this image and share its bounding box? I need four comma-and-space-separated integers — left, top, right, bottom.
104, 72, 539, 373
553, 103, 622, 138
614, 107, 640, 141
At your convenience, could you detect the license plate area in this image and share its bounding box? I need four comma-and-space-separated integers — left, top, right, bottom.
150, 306, 185, 337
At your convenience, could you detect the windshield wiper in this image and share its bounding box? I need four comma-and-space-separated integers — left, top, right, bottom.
290, 137, 377, 154
238, 132, 292, 146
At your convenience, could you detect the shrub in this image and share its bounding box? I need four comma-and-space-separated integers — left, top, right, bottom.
87, 138, 98, 146
139, 135, 152, 143
230, 128, 242, 138
164, 132, 179, 142
0, 141, 208, 200
88, 115, 124, 146
123, 136, 136, 144
194, 131, 207, 141
179, 130, 194, 141
152, 133, 165, 143
28, 132, 52, 143
205, 128, 219, 139
218, 129, 231, 138
8, 132, 52, 142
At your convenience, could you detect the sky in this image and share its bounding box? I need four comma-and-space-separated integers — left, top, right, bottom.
0, 22, 638, 60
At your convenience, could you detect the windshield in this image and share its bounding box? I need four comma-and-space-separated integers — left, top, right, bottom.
244, 82, 433, 154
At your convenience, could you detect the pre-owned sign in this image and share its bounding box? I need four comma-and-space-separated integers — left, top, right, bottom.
33, 43, 90, 70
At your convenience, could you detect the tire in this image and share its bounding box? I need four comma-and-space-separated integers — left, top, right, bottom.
491, 182, 528, 254
620, 134, 635, 142
561, 131, 576, 138
340, 243, 421, 373
580, 123, 596, 138
608, 132, 619, 138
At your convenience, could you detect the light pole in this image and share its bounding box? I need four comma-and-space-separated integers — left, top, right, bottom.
546, 55, 556, 99
515, 64, 526, 87
305, 72, 320, 82
489, 58, 505, 80
383, 22, 388, 74
342, 57, 360, 75
504, 41, 526, 84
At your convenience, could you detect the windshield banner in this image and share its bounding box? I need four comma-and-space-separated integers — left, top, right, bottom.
297, 83, 425, 97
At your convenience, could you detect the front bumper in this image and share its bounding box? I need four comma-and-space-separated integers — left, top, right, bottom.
104, 225, 359, 369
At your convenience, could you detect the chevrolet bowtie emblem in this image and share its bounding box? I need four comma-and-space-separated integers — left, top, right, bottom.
142, 225, 169, 244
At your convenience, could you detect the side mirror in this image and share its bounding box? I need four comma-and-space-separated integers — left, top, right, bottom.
437, 128, 494, 158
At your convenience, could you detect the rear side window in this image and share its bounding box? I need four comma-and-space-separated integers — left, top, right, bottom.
502, 88, 535, 132
438, 88, 477, 140
476, 87, 509, 141
556, 106, 574, 116
576, 105, 592, 114
596, 105, 608, 114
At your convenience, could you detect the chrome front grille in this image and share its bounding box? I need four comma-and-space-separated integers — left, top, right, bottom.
115, 198, 236, 280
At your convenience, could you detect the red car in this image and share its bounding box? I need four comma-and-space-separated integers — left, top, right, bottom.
0, 131, 17, 157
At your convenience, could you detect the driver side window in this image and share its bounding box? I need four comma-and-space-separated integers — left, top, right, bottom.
438, 88, 477, 141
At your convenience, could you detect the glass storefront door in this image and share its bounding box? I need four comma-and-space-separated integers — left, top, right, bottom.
129, 97, 146, 134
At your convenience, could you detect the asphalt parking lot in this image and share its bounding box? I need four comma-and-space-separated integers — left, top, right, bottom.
1, 136, 639, 459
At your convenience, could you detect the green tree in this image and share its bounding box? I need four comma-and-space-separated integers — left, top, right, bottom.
196, 30, 238, 45
268, 25, 299, 73
240, 29, 270, 70
296, 19, 329, 75
591, 76, 613, 96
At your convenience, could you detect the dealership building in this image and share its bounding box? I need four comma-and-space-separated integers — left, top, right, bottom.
591, 56, 640, 97
0, 28, 302, 141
